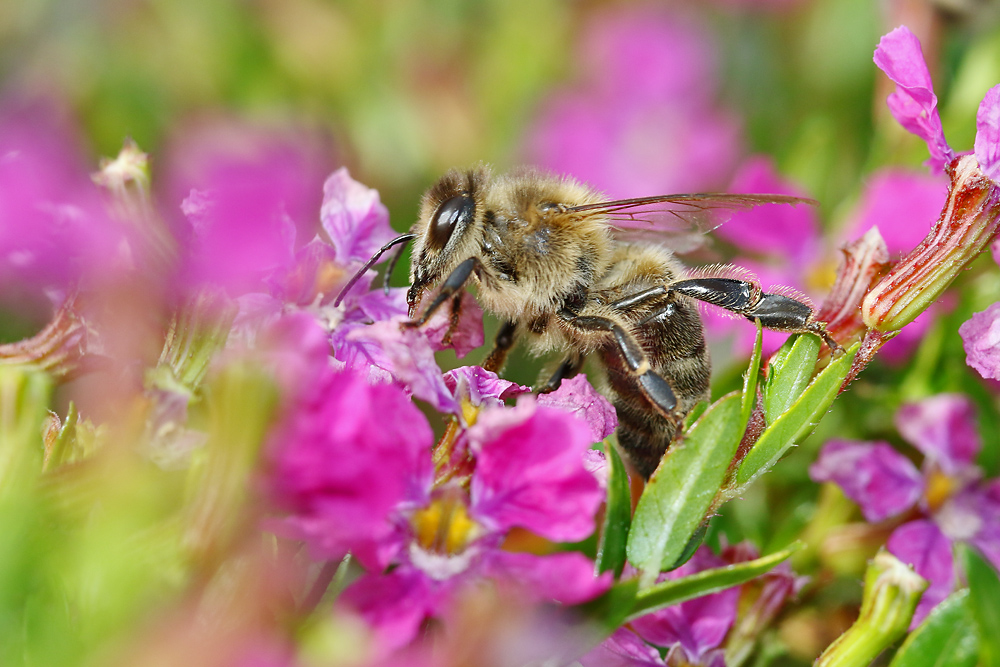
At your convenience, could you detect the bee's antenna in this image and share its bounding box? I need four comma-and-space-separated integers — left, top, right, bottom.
333, 233, 416, 307
382, 235, 411, 296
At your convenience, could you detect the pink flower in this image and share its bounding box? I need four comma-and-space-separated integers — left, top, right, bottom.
873, 27, 953, 173
810, 393, 1000, 625
523, 7, 741, 198
266, 368, 434, 566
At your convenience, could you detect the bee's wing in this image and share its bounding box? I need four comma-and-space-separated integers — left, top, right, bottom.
568, 193, 817, 254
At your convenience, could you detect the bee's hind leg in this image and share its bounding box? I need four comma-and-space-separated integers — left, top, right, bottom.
558, 310, 679, 417
669, 277, 842, 353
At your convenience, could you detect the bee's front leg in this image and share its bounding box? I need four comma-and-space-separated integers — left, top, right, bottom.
404, 257, 479, 328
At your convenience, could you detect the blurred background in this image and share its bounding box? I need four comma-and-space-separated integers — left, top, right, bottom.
5, 1, 1000, 664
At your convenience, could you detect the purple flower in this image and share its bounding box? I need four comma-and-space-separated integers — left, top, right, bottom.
629, 547, 740, 663
179, 158, 299, 297
335, 399, 609, 654
579, 629, 666, 667
810, 440, 924, 523
523, 7, 741, 197
960, 302, 1000, 380
810, 393, 1000, 625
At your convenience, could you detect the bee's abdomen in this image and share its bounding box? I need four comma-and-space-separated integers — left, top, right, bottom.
599, 295, 710, 478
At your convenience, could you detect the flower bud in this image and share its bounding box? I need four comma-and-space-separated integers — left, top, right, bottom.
814, 550, 927, 667
862, 155, 1000, 332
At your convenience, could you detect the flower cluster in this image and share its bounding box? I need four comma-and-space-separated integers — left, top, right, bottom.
811, 393, 1000, 625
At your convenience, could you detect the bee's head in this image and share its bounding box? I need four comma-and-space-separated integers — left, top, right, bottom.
408, 165, 490, 312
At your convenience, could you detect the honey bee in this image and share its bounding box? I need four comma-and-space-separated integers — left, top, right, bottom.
340, 166, 839, 479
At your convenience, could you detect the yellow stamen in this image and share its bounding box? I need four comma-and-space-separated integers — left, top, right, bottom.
924, 469, 954, 512
410, 492, 481, 555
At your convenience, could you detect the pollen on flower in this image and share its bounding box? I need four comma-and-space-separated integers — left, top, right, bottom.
409, 489, 484, 580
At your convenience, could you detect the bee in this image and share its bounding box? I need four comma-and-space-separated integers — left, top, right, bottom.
339, 166, 839, 479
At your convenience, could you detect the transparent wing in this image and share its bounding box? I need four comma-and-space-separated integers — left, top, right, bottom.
568, 193, 817, 254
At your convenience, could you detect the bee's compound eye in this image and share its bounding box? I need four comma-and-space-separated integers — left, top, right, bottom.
429, 195, 474, 250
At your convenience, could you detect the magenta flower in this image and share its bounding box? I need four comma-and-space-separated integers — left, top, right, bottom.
0, 114, 128, 290
873, 27, 953, 173
335, 399, 609, 655
179, 157, 299, 297
810, 393, 1000, 625
267, 367, 433, 567
523, 6, 741, 197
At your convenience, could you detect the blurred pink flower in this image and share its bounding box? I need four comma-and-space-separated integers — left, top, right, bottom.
0, 113, 129, 290
523, 7, 741, 198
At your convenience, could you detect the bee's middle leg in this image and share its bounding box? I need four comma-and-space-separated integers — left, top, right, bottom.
536, 353, 584, 394
558, 310, 678, 417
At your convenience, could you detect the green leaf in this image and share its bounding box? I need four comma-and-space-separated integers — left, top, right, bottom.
595, 439, 631, 577
666, 521, 709, 572
627, 543, 801, 621
960, 544, 1000, 667
763, 333, 821, 423
889, 589, 978, 667
741, 322, 764, 428
627, 393, 743, 584
735, 343, 858, 490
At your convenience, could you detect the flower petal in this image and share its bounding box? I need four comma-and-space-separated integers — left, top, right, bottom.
340, 568, 444, 656
483, 550, 612, 605
960, 301, 1000, 381
895, 394, 981, 472
469, 401, 603, 542
579, 629, 665, 667
443, 366, 530, 412
320, 167, 396, 266
887, 520, 955, 627
267, 368, 433, 568
343, 319, 457, 413
810, 440, 924, 522
536, 375, 618, 442
420, 290, 485, 358
630, 547, 739, 659
873, 26, 953, 172
975, 84, 1000, 182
